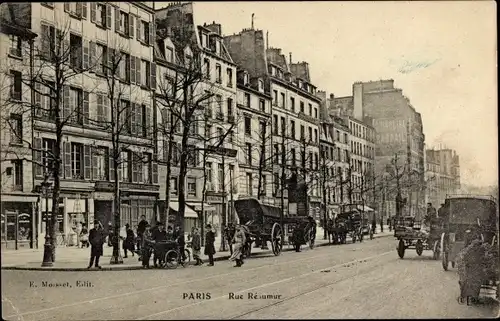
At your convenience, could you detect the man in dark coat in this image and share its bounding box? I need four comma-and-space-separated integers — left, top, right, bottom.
176, 227, 186, 263
137, 215, 148, 252
88, 220, 105, 269
152, 222, 167, 267
141, 224, 154, 268
204, 224, 216, 266
123, 223, 135, 258
308, 215, 317, 247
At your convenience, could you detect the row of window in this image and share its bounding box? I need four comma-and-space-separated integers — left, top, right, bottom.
38, 24, 156, 89
271, 115, 319, 143
349, 121, 374, 142
41, 3, 153, 46
269, 65, 316, 95
241, 92, 267, 113
272, 90, 318, 118
33, 138, 158, 184
351, 141, 374, 159
320, 145, 349, 163
203, 58, 233, 87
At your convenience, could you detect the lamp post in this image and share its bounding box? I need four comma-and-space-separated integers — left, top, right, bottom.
41, 177, 53, 267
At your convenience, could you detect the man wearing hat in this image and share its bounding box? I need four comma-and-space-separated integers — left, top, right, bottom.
123, 223, 135, 258
152, 222, 167, 267
88, 220, 105, 269
204, 224, 216, 266
141, 223, 154, 268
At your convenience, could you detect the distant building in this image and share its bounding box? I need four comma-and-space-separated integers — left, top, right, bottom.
425, 149, 461, 207
330, 80, 425, 218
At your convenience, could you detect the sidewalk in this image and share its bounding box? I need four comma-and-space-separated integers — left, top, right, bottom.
1, 226, 392, 271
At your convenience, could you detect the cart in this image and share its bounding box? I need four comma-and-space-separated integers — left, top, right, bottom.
394, 216, 442, 259
234, 198, 315, 256
335, 211, 363, 244
440, 194, 498, 271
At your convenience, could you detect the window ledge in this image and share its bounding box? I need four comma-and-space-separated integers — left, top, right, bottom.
95, 23, 107, 31
139, 40, 150, 47
68, 12, 83, 20
140, 85, 151, 91
9, 142, 24, 147
8, 53, 23, 61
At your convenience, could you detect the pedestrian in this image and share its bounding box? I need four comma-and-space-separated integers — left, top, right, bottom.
372, 217, 377, 234
292, 225, 302, 252
137, 215, 148, 251
141, 223, 154, 268
152, 222, 167, 268
166, 225, 174, 240
308, 215, 317, 247
204, 224, 216, 266
80, 225, 89, 248
123, 223, 135, 258
87, 220, 105, 269
191, 227, 203, 265
76, 222, 82, 248
229, 225, 246, 267
380, 218, 384, 233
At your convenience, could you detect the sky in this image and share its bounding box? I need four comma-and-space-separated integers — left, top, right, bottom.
157, 1, 498, 187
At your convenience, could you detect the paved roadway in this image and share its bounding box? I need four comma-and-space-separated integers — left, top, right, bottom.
2, 237, 498, 320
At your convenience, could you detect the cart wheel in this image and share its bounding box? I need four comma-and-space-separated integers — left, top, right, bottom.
183, 249, 191, 265
433, 240, 441, 260
165, 250, 179, 269
416, 240, 423, 256
441, 233, 449, 271
398, 239, 405, 259
271, 223, 283, 256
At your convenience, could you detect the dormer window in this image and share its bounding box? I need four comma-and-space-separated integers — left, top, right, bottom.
202, 33, 209, 48
215, 39, 220, 54
278, 69, 283, 78
298, 80, 302, 88
270, 66, 276, 76
243, 72, 249, 85
258, 79, 264, 92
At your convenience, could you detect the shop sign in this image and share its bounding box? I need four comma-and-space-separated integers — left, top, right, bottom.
206, 195, 223, 203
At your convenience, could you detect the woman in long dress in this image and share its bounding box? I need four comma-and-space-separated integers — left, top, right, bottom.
229, 225, 246, 267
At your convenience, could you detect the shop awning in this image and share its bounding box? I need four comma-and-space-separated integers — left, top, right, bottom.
169, 202, 198, 218
187, 203, 216, 212
357, 205, 374, 212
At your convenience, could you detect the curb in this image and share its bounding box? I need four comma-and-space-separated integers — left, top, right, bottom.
1, 234, 391, 271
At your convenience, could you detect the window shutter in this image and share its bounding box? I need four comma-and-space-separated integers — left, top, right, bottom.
81, 2, 87, 19
104, 96, 110, 123
106, 4, 112, 29
92, 147, 98, 180
76, 3, 83, 16
117, 152, 122, 182
83, 91, 89, 125
137, 104, 143, 137
136, 19, 141, 41
145, 105, 151, 139
35, 82, 42, 116
63, 86, 70, 122
64, 142, 72, 179
97, 94, 104, 123
132, 153, 138, 183
150, 62, 156, 90
107, 47, 113, 75
89, 41, 96, 72
152, 154, 158, 184
114, 8, 120, 32
109, 149, 115, 181
128, 103, 135, 135
84, 145, 91, 179
40, 24, 50, 59
136, 57, 141, 85
34, 137, 43, 178
148, 21, 153, 45
129, 15, 135, 38
82, 39, 89, 69
90, 3, 96, 22
130, 55, 136, 84
137, 154, 143, 183
64, 3, 70, 13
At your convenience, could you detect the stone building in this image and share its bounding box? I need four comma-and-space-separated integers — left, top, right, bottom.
224, 28, 322, 218
155, 3, 238, 230
0, 2, 160, 249
425, 148, 461, 207
330, 80, 425, 218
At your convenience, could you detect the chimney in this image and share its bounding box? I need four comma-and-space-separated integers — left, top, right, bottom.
330, 94, 334, 100
289, 52, 292, 65
266, 31, 269, 49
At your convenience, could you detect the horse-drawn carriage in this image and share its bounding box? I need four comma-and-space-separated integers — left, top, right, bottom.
326, 211, 364, 244
233, 198, 315, 256
394, 215, 443, 259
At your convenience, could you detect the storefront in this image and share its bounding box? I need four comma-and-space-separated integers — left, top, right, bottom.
1, 194, 38, 250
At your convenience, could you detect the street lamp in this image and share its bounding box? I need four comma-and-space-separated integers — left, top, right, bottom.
41, 178, 53, 267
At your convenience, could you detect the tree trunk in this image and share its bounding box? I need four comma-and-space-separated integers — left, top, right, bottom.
49, 136, 62, 262
200, 147, 208, 246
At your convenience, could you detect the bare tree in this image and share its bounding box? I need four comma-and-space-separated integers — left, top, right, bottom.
1, 16, 99, 265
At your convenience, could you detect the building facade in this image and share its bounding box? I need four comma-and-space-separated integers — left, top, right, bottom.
155, 3, 238, 231
331, 80, 425, 218
425, 148, 461, 207
0, 2, 160, 249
